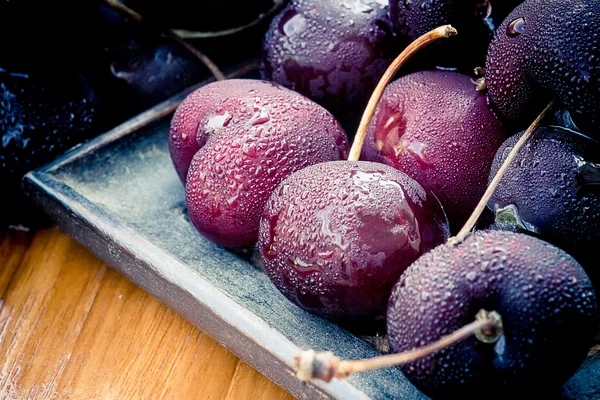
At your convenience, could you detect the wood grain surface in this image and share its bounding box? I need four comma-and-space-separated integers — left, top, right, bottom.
0, 228, 294, 400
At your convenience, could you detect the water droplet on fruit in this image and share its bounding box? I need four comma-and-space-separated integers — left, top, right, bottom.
466, 271, 477, 282
242, 142, 258, 157
250, 107, 271, 126
507, 17, 526, 37
205, 112, 232, 131
283, 13, 308, 37
341, 0, 374, 14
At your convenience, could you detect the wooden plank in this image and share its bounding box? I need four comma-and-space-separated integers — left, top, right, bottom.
0, 228, 294, 399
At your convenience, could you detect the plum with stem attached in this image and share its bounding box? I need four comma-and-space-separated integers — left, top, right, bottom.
361, 70, 506, 232
488, 126, 600, 282
294, 230, 598, 399
258, 26, 456, 320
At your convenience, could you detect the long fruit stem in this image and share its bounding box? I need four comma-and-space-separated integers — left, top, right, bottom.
173, 0, 287, 39
448, 100, 555, 244
295, 309, 502, 382
347, 25, 457, 161
103, 0, 226, 81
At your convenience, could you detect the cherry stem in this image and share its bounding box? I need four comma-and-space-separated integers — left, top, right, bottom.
102, 0, 226, 81
295, 309, 503, 382
449, 100, 555, 244
347, 24, 458, 162
173, 0, 287, 39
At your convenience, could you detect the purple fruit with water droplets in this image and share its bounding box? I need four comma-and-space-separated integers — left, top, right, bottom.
260, 0, 400, 133
485, 0, 600, 136
178, 79, 349, 248
488, 126, 600, 280
361, 70, 506, 232
169, 80, 241, 182
387, 230, 598, 399
259, 160, 449, 321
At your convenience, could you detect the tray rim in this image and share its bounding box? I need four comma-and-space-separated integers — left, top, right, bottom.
22, 67, 379, 400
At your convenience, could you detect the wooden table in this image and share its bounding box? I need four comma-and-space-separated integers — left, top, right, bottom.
0, 227, 294, 399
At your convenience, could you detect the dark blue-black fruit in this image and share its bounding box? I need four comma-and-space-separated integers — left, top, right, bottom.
485, 0, 600, 136
387, 230, 598, 399
0, 68, 98, 228
488, 126, 600, 281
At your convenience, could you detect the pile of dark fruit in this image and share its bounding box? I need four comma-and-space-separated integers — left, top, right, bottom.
171, 0, 600, 398
4, 0, 598, 397
0, 0, 272, 229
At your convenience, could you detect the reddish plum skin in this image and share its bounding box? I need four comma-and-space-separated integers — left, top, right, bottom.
184, 80, 349, 248
169, 80, 252, 182
388, 230, 598, 399
261, 0, 400, 133
259, 161, 449, 321
361, 71, 505, 232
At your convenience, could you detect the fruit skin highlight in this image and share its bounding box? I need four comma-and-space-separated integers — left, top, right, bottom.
361, 70, 506, 232
169, 79, 242, 182
485, 0, 600, 136
259, 160, 449, 321
387, 230, 598, 399
260, 0, 400, 133
179, 79, 349, 248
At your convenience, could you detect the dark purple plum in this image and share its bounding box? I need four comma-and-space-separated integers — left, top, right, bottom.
260, 0, 401, 133
87, 4, 209, 118
104, 31, 207, 110
361, 70, 506, 232
387, 230, 598, 399
180, 79, 349, 248
390, 0, 523, 70
488, 126, 600, 279
1, 3, 211, 128
259, 161, 449, 321
485, 0, 600, 136
0, 67, 99, 228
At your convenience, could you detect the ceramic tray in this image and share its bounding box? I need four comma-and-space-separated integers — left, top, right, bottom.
22, 64, 600, 399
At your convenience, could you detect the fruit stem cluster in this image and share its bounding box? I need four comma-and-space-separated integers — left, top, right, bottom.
348, 25, 458, 161
102, 0, 226, 81
449, 100, 555, 244
294, 309, 503, 382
